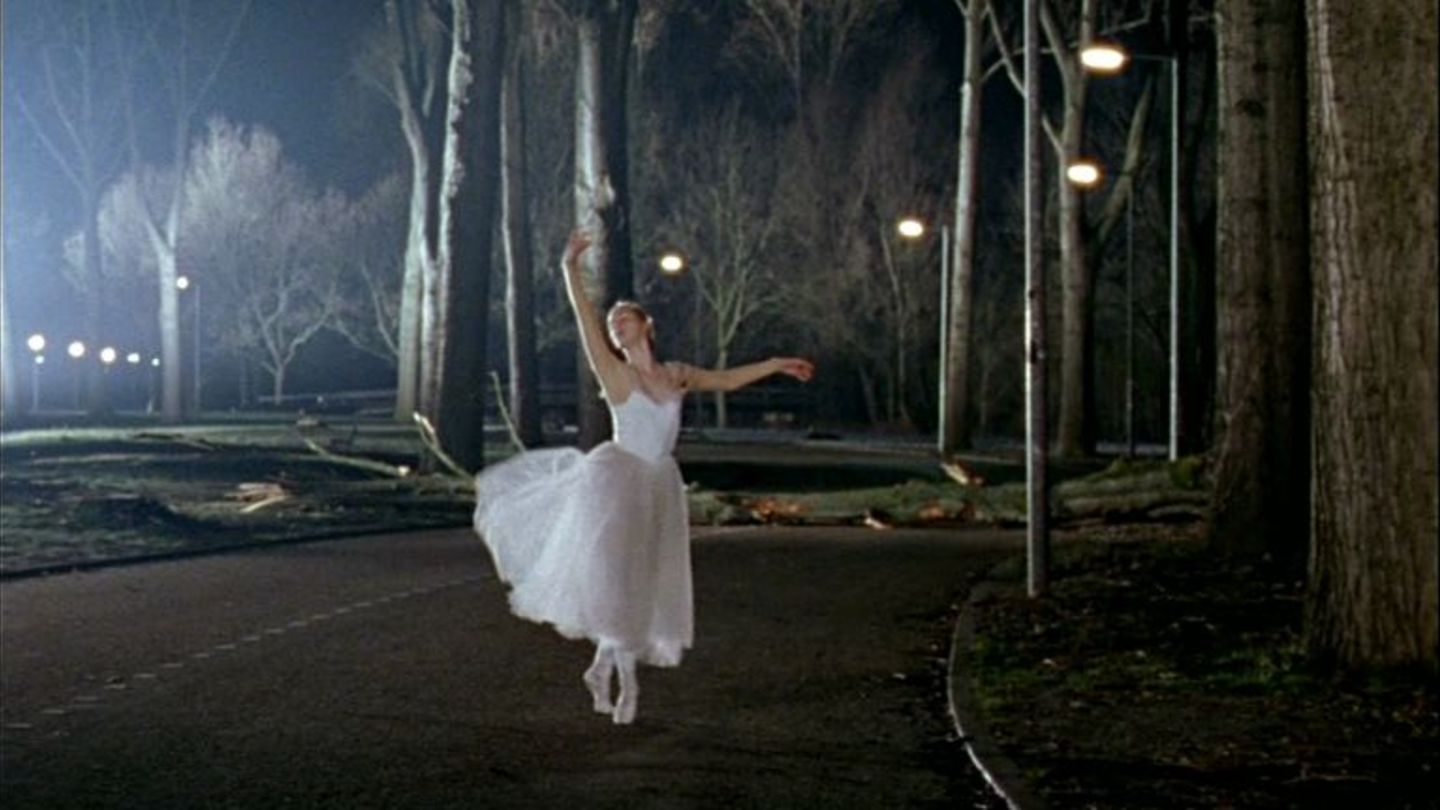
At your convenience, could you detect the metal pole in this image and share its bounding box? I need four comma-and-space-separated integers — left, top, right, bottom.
1126, 188, 1136, 458
193, 282, 203, 413
31, 360, 40, 413
1167, 57, 1181, 461
1023, 0, 1049, 597
937, 224, 951, 455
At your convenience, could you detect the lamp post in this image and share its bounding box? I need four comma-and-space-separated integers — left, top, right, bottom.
27, 334, 46, 413
176, 275, 202, 413
1023, 0, 1049, 597
1081, 42, 1180, 460
896, 217, 953, 455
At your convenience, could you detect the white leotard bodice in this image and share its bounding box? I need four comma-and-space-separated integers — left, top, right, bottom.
609, 391, 681, 463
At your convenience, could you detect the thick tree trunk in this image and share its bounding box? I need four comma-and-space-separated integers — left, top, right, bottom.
501, 7, 541, 447
1304, 0, 1438, 671
1208, 0, 1310, 565
433, 0, 506, 473
571, 1, 636, 449
945, 0, 987, 454
395, 117, 430, 422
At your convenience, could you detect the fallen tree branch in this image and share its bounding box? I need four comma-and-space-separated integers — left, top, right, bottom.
411, 413, 473, 481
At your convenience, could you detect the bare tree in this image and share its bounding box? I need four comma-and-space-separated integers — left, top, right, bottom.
1304, 0, 1437, 671
10, 0, 135, 415
730, 0, 884, 116
1207, 0, 1309, 564
430, 0, 507, 471
328, 173, 408, 366
119, 0, 250, 421
649, 104, 782, 427
500, 0, 543, 447
134, 119, 342, 403
568, 0, 638, 448
354, 0, 450, 421
989, 0, 1155, 456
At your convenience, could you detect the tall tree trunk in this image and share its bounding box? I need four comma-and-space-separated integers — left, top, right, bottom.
1304, 0, 1438, 671
433, 0, 506, 473
0, 270, 15, 424
945, 0, 987, 454
395, 109, 432, 421
80, 189, 109, 416
501, 3, 541, 447
1208, 0, 1310, 564
571, 1, 636, 448
1051, 0, 1095, 458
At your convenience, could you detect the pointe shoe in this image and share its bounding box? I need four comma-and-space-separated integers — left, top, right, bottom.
611, 688, 637, 725
583, 667, 615, 714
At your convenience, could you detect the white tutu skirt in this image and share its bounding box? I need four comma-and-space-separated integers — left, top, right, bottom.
473, 442, 693, 667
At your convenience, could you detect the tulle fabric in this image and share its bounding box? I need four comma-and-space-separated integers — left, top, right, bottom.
473, 396, 692, 667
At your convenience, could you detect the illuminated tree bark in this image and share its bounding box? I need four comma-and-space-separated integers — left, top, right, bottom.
1304, 0, 1438, 671
1208, 0, 1310, 565
501, 1, 542, 447
432, 0, 506, 472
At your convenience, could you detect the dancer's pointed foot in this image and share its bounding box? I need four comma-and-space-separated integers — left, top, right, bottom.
612, 650, 638, 724
611, 688, 637, 725
583, 665, 614, 714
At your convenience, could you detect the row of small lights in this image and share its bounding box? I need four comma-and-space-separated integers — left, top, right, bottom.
25, 334, 161, 368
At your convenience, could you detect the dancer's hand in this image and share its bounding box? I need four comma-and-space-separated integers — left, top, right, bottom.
772, 357, 815, 382
563, 229, 593, 272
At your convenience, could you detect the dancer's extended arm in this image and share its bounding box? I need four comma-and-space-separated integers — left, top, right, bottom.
680, 357, 814, 393
561, 230, 625, 394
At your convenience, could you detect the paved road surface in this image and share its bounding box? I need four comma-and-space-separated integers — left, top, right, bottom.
1, 526, 1016, 808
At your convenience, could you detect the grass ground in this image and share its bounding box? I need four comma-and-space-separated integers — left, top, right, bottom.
966, 524, 1438, 809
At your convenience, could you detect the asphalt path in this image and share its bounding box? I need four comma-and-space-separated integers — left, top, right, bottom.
1, 526, 1017, 809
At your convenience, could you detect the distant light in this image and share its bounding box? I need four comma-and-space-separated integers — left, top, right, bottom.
1066, 161, 1102, 187
176, 275, 191, 290
897, 218, 925, 239
127, 352, 142, 364
100, 347, 118, 364
659, 253, 685, 275
67, 341, 86, 359
151, 357, 162, 367
1080, 44, 1128, 73
27, 333, 46, 353
34, 355, 45, 365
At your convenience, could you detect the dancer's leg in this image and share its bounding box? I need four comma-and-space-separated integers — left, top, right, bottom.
583, 642, 615, 714
612, 649, 639, 725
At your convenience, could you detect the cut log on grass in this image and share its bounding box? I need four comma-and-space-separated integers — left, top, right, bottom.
411, 414, 473, 481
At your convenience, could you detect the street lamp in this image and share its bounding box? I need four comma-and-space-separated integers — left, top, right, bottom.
177, 275, 202, 412
897, 217, 953, 455
1081, 41, 1181, 460
26, 334, 46, 412
1065, 161, 1102, 187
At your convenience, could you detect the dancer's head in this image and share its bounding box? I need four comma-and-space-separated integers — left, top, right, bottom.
606, 300, 656, 355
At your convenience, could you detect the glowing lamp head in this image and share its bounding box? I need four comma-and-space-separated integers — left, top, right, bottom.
1080, 44, 1128, 73
659, 253, 685, 275
897, 218, 925, 239
67, 341, 86, 359
1066, 161, 1102, 187
127, 352, 141, 364
100, 347, 118, 364
176, 275, 191, 290
151, 357, 162, 367
27, 334, 46, 353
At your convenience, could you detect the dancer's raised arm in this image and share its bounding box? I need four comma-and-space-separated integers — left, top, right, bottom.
561, 230, 625, 394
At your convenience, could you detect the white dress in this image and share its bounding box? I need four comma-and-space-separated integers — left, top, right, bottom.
472, 389, 692, 667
